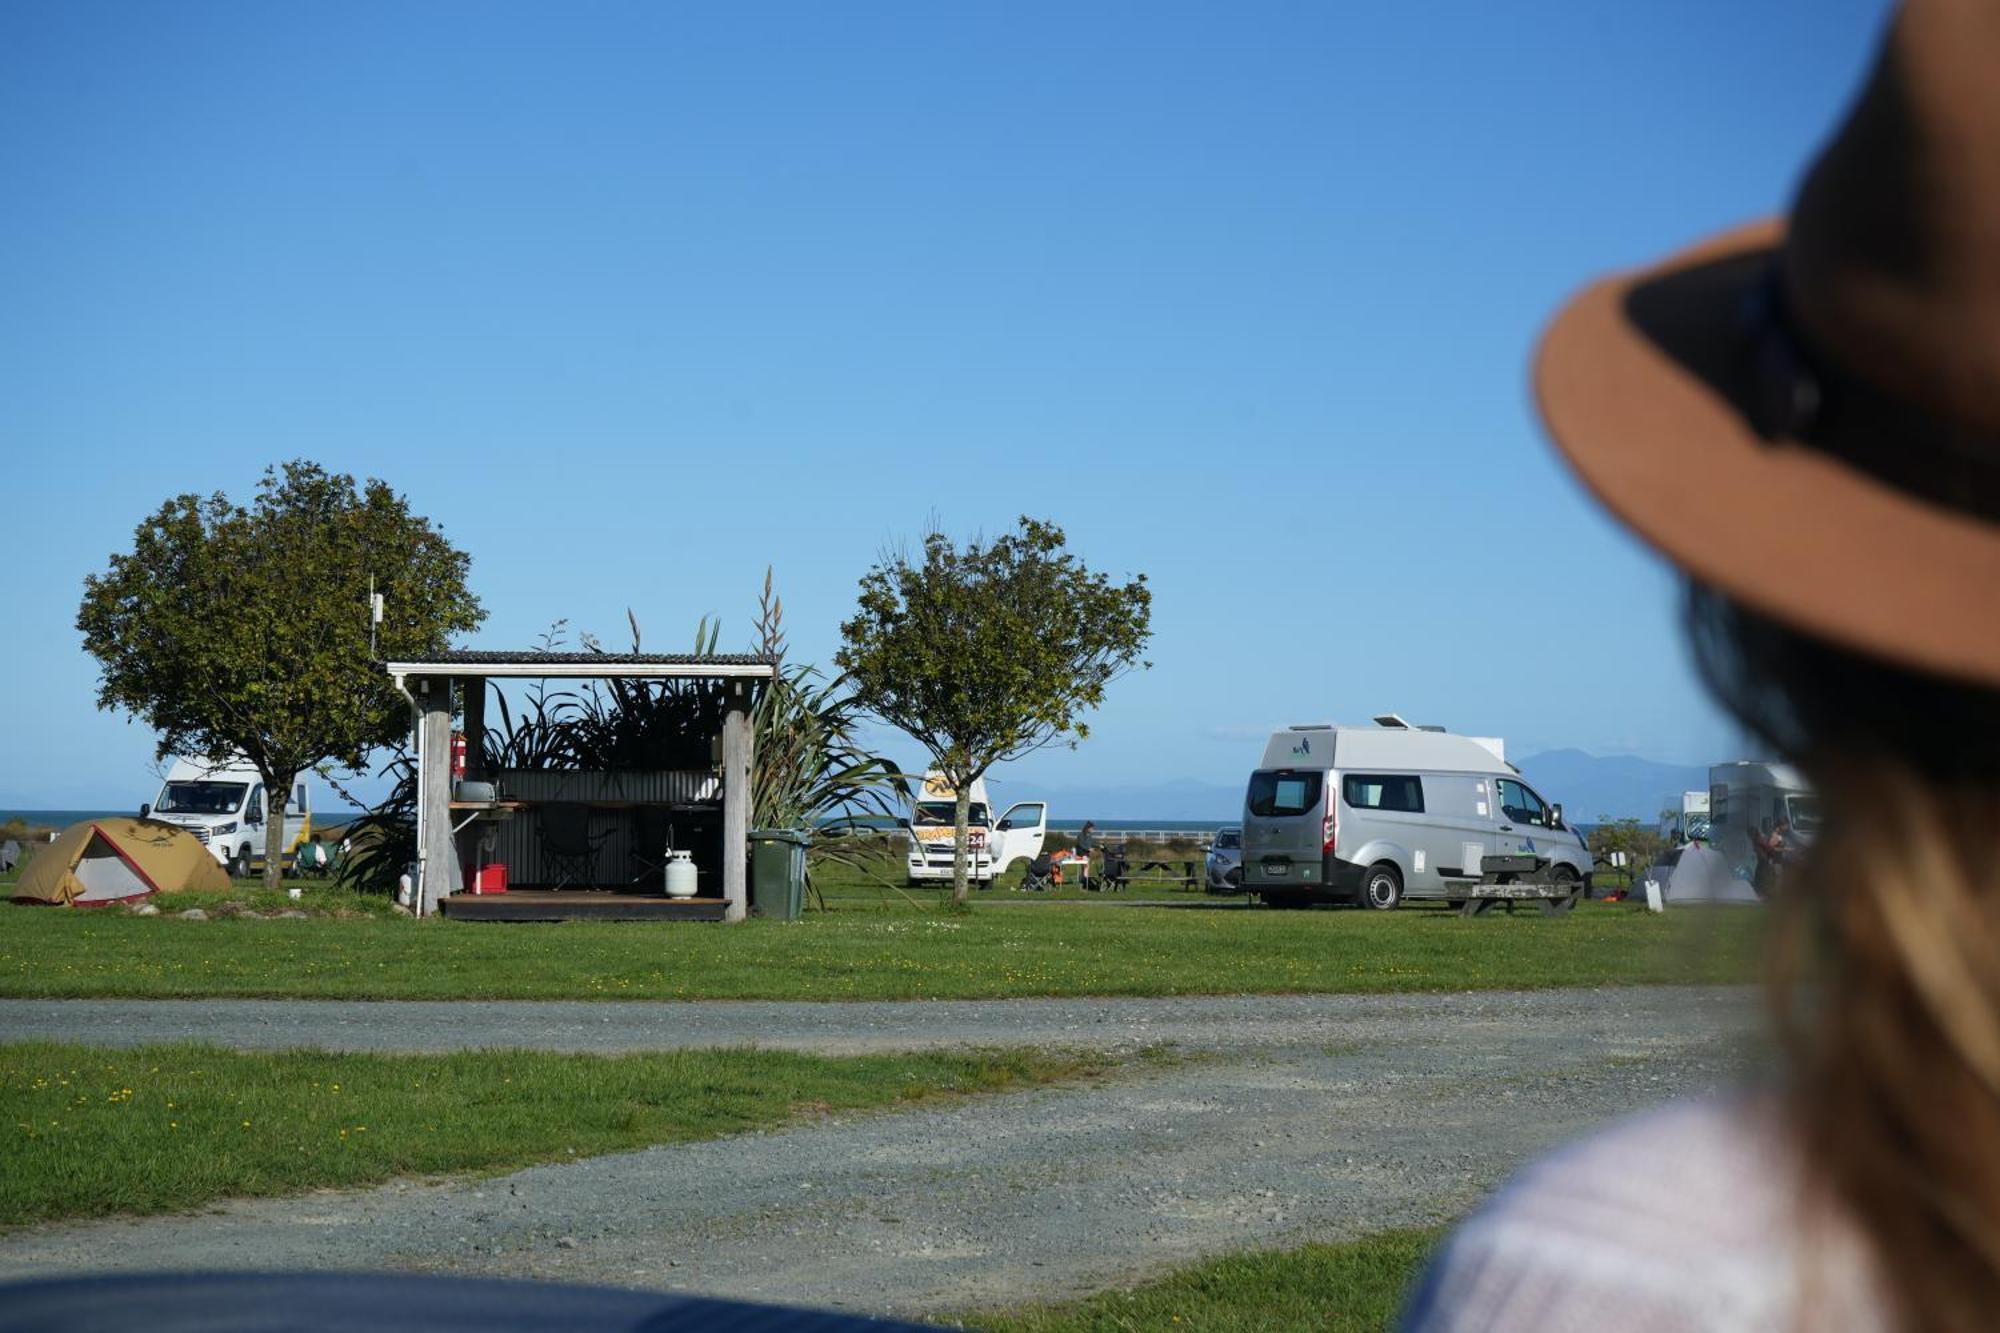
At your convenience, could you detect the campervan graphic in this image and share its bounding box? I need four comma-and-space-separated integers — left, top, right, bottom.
904, 771, 1047, 885
1239, 715, 1590, 910
145, 757, 313, 878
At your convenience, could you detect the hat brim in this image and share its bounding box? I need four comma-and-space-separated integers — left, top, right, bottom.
1536, 219, 2000, 685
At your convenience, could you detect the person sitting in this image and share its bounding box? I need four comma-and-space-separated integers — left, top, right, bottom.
294, 835, 332, 878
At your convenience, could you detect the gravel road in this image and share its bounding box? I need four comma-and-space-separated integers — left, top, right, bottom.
0, 987, 1760, 1317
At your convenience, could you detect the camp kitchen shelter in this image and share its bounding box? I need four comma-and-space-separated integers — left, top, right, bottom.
383, 652, 776, 922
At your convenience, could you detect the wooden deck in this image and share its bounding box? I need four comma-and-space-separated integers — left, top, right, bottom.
439, 890, 729, 922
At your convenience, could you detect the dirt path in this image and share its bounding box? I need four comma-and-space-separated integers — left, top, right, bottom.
0, 987, 1751, 1057
0, 988, 1757, 1316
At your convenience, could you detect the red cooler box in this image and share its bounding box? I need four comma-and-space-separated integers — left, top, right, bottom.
463, 864, 508, 895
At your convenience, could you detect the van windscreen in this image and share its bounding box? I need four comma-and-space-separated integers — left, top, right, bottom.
156, 781, 247, 814
913, 801, 989, 827
1247, 771, 1323, 817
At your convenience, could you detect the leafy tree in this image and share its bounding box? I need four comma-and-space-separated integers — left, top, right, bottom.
1588, 815, 1665, 889
837, 517, 1152, 904
78, 461, 484, 889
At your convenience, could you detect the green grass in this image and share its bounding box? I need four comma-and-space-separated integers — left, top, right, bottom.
0, 895, 1759, 1001
0, 1041, 1109, 1227
957, 1227, 1443, 1332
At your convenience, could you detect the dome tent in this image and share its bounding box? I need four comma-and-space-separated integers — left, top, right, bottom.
10, 818, 229, 906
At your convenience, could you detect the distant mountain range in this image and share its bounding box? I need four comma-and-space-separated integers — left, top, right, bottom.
1002, 750, 1711, 824
1512, 750, 1709, 823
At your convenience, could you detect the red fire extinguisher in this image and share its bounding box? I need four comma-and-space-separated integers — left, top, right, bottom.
451, 732, 467, 781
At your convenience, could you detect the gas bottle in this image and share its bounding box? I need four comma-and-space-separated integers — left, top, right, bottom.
664, 851, 698, 899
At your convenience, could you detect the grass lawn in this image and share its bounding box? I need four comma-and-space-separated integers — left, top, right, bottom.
0, 892, 1759, 1000
0, 1041, 1109, 1227
956, 1227, 1443, 1332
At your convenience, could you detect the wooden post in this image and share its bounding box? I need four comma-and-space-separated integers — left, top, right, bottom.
462, 675, 487, 780
417, 675, 460, 916
720, 682, 753, 923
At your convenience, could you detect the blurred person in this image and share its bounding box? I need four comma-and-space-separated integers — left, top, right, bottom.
1404, 3, 2000, 1330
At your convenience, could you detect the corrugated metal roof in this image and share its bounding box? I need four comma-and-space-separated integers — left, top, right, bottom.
384, 650, 776, 678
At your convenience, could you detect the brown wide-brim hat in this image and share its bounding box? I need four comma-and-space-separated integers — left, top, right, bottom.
1535, 0, 2000, 686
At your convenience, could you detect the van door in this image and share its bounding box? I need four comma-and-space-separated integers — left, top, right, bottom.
1428, 774, 1501, 886
1494, 778, 1557, 860
1242, 769, 1330, 889
993, 802, 1047, 872
286, 781, 311, 855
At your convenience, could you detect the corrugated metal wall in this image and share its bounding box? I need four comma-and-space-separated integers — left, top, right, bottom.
473, 769, 723, 889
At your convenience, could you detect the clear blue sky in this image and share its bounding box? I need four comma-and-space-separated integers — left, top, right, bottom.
1, 0, 1889, 808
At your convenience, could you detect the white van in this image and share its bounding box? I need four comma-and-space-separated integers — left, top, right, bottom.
1239, 716, 1591, 909
145, 757, 312, 878
904, 772, 1048, 885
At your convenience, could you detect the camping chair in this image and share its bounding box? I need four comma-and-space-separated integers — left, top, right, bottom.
627, 806, 674, 887
1097, 845, 1129, 892
1018, 850, 1057, 893
537, 803, 608, 890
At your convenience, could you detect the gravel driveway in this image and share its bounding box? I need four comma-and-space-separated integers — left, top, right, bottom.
0, 987, 1759, 1317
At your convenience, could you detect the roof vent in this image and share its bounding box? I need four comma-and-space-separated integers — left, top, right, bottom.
1372, 713, 1412, 729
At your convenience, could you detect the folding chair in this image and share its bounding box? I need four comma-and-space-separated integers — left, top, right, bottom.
628, 806, 674, 887
537, 803, 608, 890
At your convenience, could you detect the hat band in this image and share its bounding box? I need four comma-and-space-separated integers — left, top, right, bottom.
1744, 272, 2000, 525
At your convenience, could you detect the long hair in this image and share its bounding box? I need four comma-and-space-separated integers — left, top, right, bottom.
1686, 586, 2000, 1333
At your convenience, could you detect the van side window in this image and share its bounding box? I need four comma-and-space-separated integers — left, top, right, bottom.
295, 784, 308, 811
1497, 779, 1549, 827
246, 785, 265, 823
1342, 774, 1424, 813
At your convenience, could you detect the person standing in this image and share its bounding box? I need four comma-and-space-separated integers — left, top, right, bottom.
1406, 4, 2000, 1329
1072, 821, 1098, 889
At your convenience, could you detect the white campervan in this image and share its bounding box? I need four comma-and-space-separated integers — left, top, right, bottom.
145, 758, 312, 877
1706, 760, 1817, 877
1239, 715, 1592, 909
904, 772, 1048, 886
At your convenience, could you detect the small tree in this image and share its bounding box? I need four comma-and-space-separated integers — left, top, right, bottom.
78, 461, 484, 889
837, 518, 1152, 904
1588, 815, 1665, 889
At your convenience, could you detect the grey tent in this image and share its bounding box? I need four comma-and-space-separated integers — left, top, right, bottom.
1639, 841, 1763, 905
0, 840, 20, 873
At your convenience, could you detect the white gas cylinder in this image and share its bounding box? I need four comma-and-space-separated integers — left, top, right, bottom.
665, 850, 698, 899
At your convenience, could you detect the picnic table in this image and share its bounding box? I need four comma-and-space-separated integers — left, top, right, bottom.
1098, 852, 1199, 892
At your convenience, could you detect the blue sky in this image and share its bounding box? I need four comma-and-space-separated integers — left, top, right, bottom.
1, 0, 1889, 808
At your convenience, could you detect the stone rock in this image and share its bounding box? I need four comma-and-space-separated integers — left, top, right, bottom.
390, 903, 414, 917
130, 903, 160, 916
274, 910, 310, 920
213, 901, 253, 918
556, 1236, 579, 1250
177, 908, 209, 921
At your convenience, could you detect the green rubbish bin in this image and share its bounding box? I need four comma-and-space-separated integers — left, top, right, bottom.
749, 828, 810, 920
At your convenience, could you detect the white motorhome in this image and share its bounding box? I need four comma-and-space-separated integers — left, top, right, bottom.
1707, 760, 1817, 877
1239, 716, 1591, 909
1660, 790, 1712, 845
145, 758, 312, 877
904, 772, 1048, 886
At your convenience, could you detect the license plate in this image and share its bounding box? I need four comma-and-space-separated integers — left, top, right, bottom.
1263, 862, 1289, 876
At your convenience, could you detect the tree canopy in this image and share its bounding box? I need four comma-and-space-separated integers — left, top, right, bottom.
78, 460, 484, 887
836, 517, 1151, 901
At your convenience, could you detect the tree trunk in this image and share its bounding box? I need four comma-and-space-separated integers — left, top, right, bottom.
952, 785, 971, 906
263, 770, 294, 892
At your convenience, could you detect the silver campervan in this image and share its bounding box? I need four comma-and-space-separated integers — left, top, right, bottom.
1239, 716, 1592, 909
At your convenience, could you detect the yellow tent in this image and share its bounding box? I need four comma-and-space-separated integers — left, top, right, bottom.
11, 818, 229, 907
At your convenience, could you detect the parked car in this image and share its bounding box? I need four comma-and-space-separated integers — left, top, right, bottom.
1239, 715, 1591, 910
1204, 826, 1242, 891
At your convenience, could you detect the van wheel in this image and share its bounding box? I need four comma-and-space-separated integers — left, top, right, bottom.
232, 845, 255, 879
1540, 866, 1582, 915
1361, 864, 1402, 911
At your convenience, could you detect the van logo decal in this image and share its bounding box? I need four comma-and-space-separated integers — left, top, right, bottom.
1291, 737, 1311, 756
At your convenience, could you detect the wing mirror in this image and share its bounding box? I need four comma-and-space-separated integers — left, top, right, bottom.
1551, 803, 1565, 829
139, 802, 151, 819
996, 819, 1013, 831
